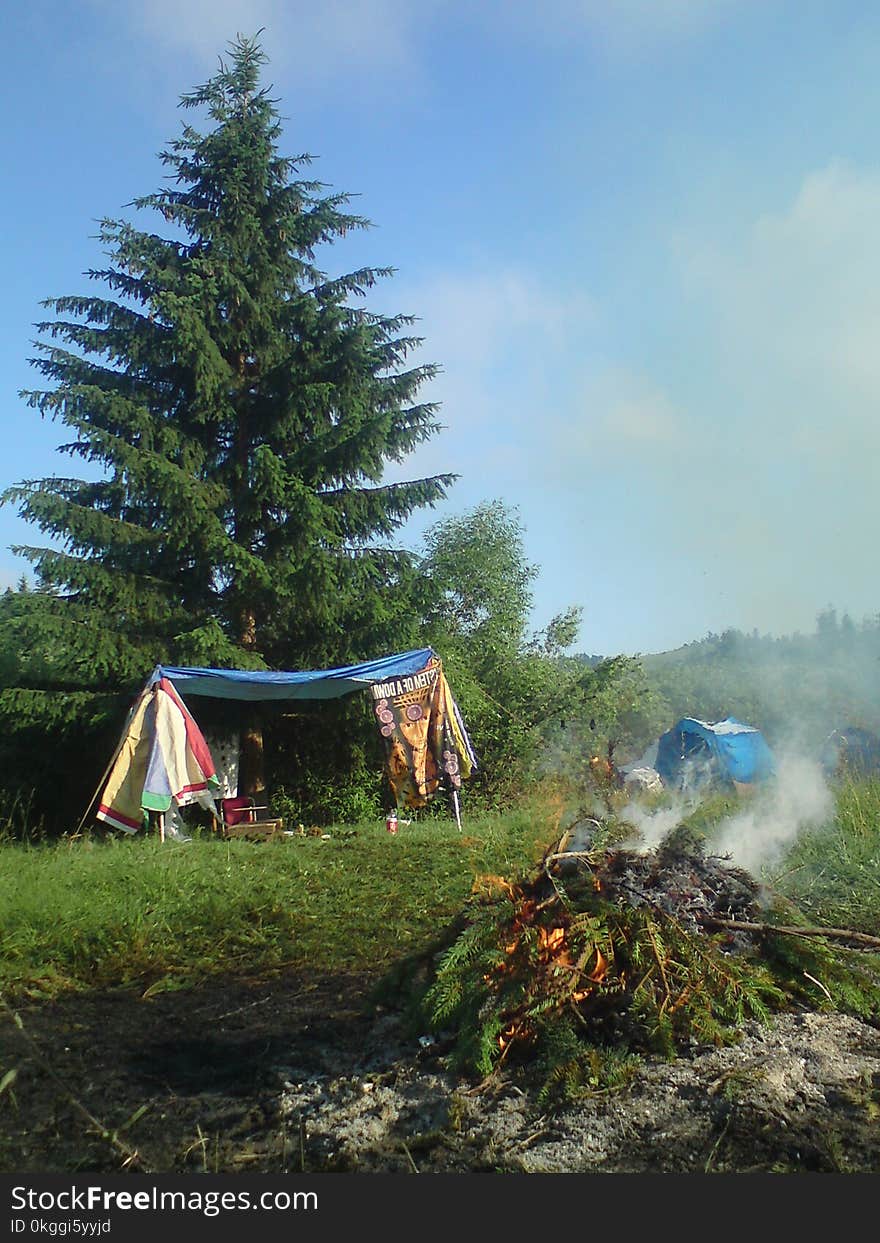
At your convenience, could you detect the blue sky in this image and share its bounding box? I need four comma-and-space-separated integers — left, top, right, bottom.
2, 1, 879, 656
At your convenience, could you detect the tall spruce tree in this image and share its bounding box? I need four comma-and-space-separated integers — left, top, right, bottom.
2, 37, 453, 795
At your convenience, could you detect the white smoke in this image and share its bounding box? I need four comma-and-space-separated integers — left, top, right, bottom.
618, 796, 696, 852
616, 752, 834, 873
712, 753, 834, 875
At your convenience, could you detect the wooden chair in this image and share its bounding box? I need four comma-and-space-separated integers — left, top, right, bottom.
212, 795, 285, 841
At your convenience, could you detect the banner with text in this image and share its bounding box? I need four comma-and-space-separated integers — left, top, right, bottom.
370, 657, 476, 808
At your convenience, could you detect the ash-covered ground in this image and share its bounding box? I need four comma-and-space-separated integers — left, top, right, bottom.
280, 1008, 880, 1173
2, 970, 879, 1174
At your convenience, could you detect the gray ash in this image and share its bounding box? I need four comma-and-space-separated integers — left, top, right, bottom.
549, 820, 770, 954
577, 830, 767, 949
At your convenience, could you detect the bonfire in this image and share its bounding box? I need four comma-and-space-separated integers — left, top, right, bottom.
405, 817, 880, 1102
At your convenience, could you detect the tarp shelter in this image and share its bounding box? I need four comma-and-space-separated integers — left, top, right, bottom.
655, 717, 776, 792
820, 726, 880, 778
93, 648, 476, 833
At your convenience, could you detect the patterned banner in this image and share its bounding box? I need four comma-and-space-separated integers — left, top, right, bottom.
370, 657, 475, 808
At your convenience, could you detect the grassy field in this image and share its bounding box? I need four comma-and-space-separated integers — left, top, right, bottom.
1, 779, 879, 1004
0, 804, 556, 1001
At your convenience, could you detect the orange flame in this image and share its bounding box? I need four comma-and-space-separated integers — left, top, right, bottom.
587, 947, 608, 982
538, 925, 566, 954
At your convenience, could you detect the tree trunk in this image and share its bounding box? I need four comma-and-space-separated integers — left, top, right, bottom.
238, 715, 265, 798
238, 605, 266, 796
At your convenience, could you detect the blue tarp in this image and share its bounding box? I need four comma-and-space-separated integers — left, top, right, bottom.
655, 717, 776, 789
150, 648, 437, 701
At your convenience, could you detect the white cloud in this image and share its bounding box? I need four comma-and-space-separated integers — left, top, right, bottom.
502, 158, 880, 647
619, 158, 880, 635
388, 266, 596, 472
599, 382, 682, 446
564, 0, 741, 47
404, 268, 594, 374
88, 0, 433, 85
90, 0, 745, 89
540, 366, 688, 481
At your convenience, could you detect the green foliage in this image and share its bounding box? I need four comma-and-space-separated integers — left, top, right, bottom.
271, 761, 382, 828
419, 500, 539, 662
0, 791, 46, 843
8, 37, 451, 672
772, 776, 880, 936
0, 589, 126, 831
539, 654, 667, 801
417, 875, 789, 1100
759, 929, 880, 1019
641, 612, 880, 751
414, 500, 656, 805
257, 693, 388, 826
533, 1022, 641, 1106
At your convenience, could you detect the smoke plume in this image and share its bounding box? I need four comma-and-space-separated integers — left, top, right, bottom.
711, 753, 834, 875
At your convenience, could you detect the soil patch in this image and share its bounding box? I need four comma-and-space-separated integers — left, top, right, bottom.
1, 973, 879, 1174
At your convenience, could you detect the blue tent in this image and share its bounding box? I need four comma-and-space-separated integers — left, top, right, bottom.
655, 717, 775, 790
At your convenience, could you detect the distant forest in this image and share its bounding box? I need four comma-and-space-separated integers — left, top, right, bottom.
616, 607, 880, 756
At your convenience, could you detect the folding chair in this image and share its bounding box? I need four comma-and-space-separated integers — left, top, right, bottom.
212, 795, 285, 841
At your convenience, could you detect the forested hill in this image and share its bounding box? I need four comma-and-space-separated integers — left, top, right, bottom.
630, 608, 880, 751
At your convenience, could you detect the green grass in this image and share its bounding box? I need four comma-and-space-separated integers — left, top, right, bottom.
770, 776, 880, 933
3, 777, 880, 1008
0, 807, 552, 1001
